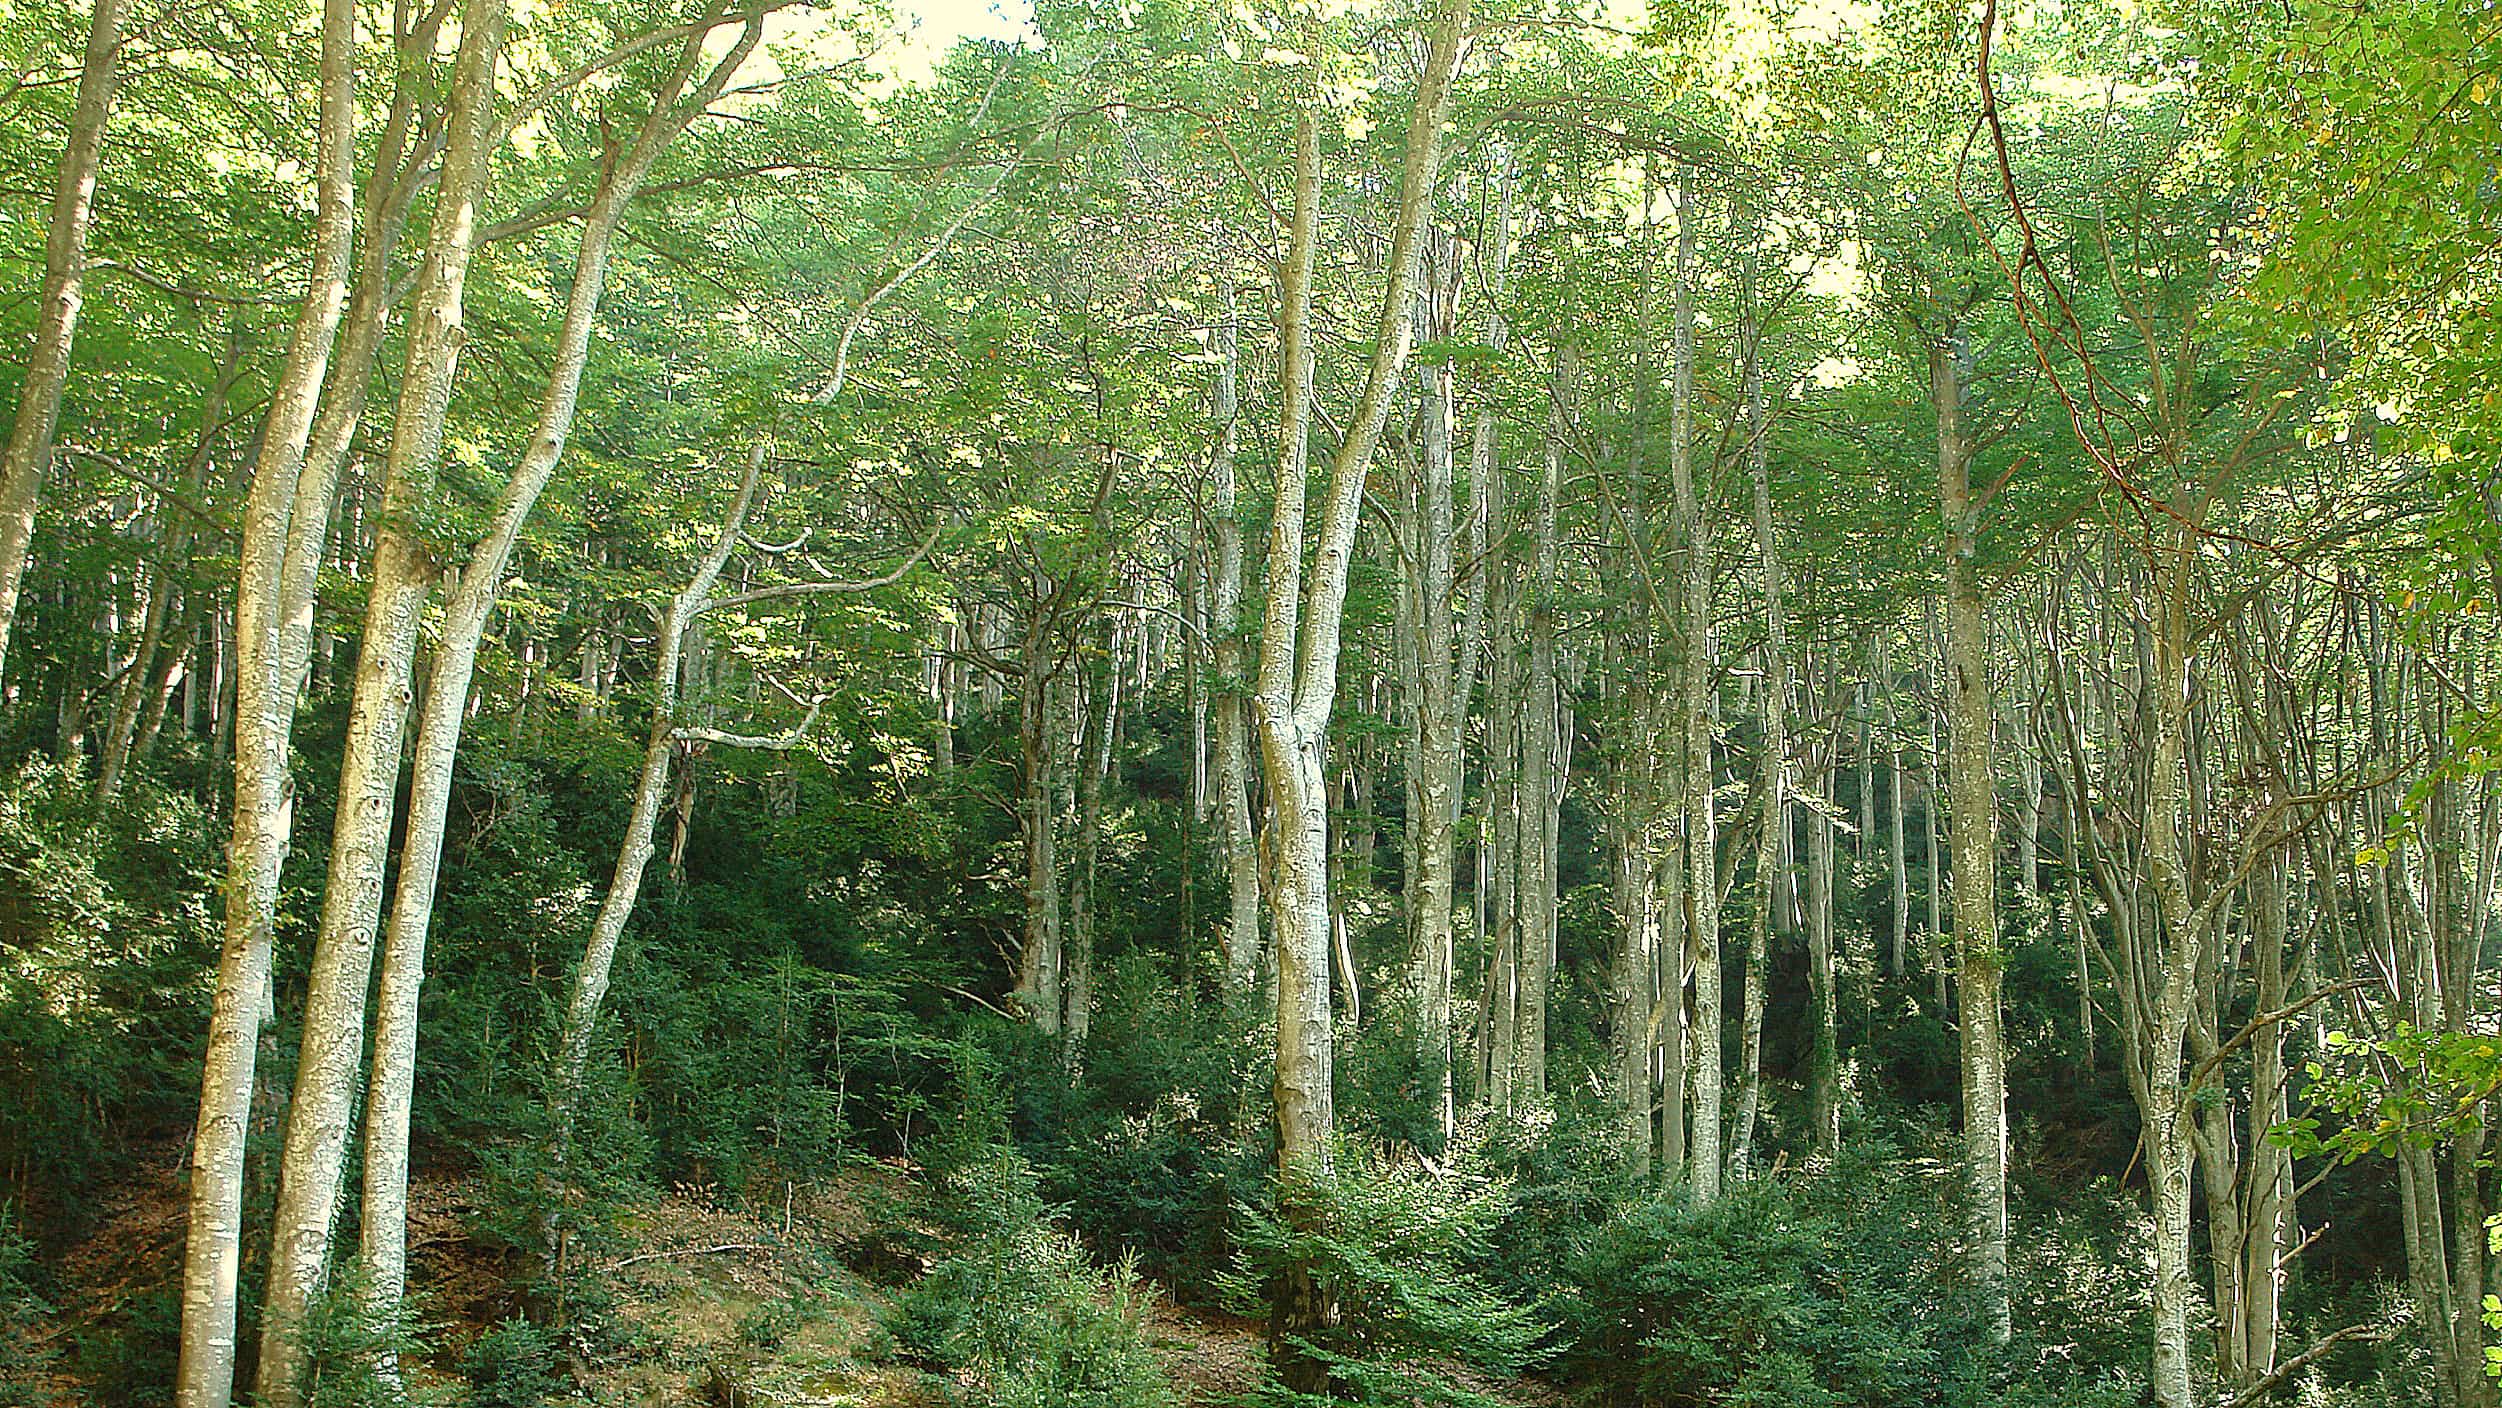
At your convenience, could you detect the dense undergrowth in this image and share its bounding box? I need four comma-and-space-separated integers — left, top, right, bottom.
0, 699, 2446, 1406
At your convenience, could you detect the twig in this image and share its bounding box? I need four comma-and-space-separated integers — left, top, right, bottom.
599, 1241, 780, 1273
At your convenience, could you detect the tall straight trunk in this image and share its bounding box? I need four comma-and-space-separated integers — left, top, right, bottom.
2240, 851, 2292, 1383
1413, 332, 1461, 1142
1456, 152, 1514, 1114
1925, 695, 1947, 1006
353, 12, 760, 1338
1886, 638, 1910, 977
1209, 290, 1263, 995
1517, 344, 1568, 1103
1486, 590, 1521, 1112
1610, 167, 1665, 1179
2142, 529, 2201, 1408
177, 1, 358, 1400
1066, 634, 1118, 1062
1807, 756, 1839, 1156
1257, 8, 1466, 1382
1932, 336, 2010, 1346
1667, 171, 1721, 1205
0, 0, 132, 685
1657, 721, 1689, 1185
1731, 256, 1777, 1181
1014, 613, 1066, 1030
263, 2, 511, 1363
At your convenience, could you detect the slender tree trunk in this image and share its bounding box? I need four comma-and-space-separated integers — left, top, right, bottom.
0, 0, 132, 685
1933, 336, 2010, 1346
1258, 8, 1465, 1380
1667, 171, 1721, 1205
1014, 616, 1065, 1032
353, 11, 759, 1341
2143, 530, 2201, 1408
1209, 289, 1263, 997
544, 441, 768, 1259
1886, 638, 1910, 977
261, 0, 511, 1364
177, 1, 359, 1398
1517, 344, 1568, 1103
1066, 634, 1117, 1064
1413, 329, 1462, 1143
1807, 754, 1839, 1156
1731, 256, 1778, 1180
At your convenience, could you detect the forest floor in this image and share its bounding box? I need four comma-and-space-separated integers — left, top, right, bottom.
28, 1146, 1296, 1407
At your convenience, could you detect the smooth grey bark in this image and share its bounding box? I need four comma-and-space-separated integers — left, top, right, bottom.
1731, 256, 1777, 1182
1258, 7, 1466, 1382
544, 441, 768, 1262
1066, 633, 1118, 1062
354, 8, 759, 1337
177, 0, 359, 1399
1013, 609, 1066, 1032
1411, 313, 1462, 1141
1516, 343, 1569, 1103
0, 0, 131, 686
1666, 171, 1721, 1205
1932, 337, 2010, 1346
1208, 288, 1263, 996
1885, 637, 1910, 977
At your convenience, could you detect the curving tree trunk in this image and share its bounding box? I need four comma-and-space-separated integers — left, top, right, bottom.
0, 0, 132, 686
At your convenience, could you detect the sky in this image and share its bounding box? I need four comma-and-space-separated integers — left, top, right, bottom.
889, 0, 1040, 81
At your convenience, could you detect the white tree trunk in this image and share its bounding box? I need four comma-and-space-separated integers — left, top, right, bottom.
1257, 10, 1466, 1380
349, 11, 757, 1338
177, 1, 358, 1399
1666, 171, 1721, 1205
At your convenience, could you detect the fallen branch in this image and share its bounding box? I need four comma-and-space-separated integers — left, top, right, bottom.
599, 1240, 780, 1273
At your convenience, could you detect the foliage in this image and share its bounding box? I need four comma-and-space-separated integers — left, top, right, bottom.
462, 1317, 573, 1408
889, 1150, 1176, 1408
0, 759, 218, 1226
0, 1205, 57, 1406
1221, 1134, 1552, 1405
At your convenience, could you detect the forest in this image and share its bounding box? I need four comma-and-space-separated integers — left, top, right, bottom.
0, 0, 2495, 1404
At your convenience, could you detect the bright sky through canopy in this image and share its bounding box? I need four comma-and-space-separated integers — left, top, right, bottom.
892, 0, 1040, 80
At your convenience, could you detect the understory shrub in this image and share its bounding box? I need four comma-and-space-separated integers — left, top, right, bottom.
1223, 1133, 1552, 1406
889, 1150, 1175, 1408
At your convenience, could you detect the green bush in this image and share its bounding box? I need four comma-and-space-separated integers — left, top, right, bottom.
463, 1316, 572, 1408
1222, 1133, 1551, 1405
0, 1206, 57, 1406
889, 1150, 1175, 1408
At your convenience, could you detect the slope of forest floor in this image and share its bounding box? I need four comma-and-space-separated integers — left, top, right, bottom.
22, 1148, 1354, 1406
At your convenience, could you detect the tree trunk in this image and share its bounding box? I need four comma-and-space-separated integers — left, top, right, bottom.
2143, 530, 2201, 1408
177, 1, 359, 1399
1731, 254, 1778, 1181
1667, 170, 1721, 1205
1066, 633, 1118, 1064
350, 12, 757, 1342
1258, 7, 1465, 1381
1210, 287, 1263, 997
1932, 335, 2010, 1345
1014, 617, 1065, 1032
0, 0, 131, 686
1413, 322, 1461, 1142
543, 442, 767, 1272
1517, 344, 1568, 1103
